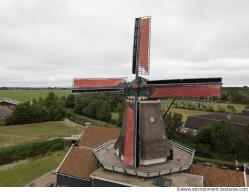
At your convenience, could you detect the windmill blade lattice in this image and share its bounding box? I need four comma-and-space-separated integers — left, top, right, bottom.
72, 78, 126, 94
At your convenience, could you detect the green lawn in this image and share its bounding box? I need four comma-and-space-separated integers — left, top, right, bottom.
0, 151, 66, 187
0, 121, 83, 147
0, 89, 71, 102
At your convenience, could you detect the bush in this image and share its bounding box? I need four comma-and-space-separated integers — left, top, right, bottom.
195, 121, 235, 157
164, 112, 183, 139
74, 94, 113, 123
6, 92, 67, 125
65, 94, 75, 108
0, 138, 69, 165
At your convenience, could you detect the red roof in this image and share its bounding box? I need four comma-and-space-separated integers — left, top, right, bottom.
57, 127, 121, 180
187, 164, 245, 187
0, 105, 13, 114
73, 78, 124, 89
79, 127, 120, 148
57, 147, 98, 180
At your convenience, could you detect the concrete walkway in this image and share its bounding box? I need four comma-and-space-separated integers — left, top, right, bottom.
26, 170, 57, 187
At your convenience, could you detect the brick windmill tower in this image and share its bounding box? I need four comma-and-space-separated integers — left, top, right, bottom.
73, 16, 222, 174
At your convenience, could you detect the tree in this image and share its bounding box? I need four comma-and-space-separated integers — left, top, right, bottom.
164, 112, 183, 139
73, 94, 115, 123
116, 103, 124, 126
235, 125, 249, 161
196, 121, 235, 157
6, 92, 66, 125
65, 94, 75, 108
96, 101, 112, 122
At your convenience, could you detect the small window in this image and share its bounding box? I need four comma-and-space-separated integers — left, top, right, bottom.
150, 116, 155, 123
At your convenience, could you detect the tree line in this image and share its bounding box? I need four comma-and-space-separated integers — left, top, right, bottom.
221, 87, 249, 105
173, 102, 238, 114
6, 92, 124, 126
6, 92, 67, 125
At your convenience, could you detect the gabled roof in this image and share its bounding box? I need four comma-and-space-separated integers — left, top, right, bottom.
0, 97, 19, 106
0, 105, 13, 115
79, 127, 120, 148
186, 113, 249, 127
57, 146, 98, 180
185, 113, 249, 137
187, 164, 245, 187
57, 127, 121, 180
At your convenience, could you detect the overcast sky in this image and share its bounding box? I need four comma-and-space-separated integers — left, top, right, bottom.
0, 0, 249, 87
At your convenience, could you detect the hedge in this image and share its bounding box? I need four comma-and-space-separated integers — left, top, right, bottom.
0, 138, 69, 166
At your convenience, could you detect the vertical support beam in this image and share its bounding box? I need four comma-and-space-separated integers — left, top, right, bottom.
133, 17, 141, 168
134, 98, 140, 167
132, 18, 140, 75
135, 18, 140, 78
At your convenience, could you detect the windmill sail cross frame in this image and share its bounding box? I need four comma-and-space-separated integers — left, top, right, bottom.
72, 16, 223, 170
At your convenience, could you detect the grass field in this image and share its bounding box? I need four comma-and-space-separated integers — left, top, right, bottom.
161, 99, 245, 113
0, 121, 83, 147
0, 150, 66, 187
161, 99, 246, 123
0, 89, 71, 102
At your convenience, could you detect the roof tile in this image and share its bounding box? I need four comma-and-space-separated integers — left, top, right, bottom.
57, 147, 97, 180
79, 127, 120, 148
187, 164, 245, 187
57, 127, 121, 180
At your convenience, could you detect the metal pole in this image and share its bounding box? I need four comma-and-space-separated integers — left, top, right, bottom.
163, 97, 176, 119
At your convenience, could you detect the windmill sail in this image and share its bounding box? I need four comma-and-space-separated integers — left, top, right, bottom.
132, 16, 151, 75
147, 77, 222, 99
72, 78, 126, 93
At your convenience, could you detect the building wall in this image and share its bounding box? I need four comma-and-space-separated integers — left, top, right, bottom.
242, 110, 249, 116
91, 178, 129, 187
56, 174, 91, 187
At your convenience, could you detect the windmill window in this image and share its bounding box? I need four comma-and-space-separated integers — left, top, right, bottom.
150, 116, 155, 123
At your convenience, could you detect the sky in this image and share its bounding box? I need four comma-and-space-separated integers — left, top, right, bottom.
0, 0, 249, 87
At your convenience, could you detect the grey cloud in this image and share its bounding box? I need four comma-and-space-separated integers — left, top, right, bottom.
0, 0, 249, 87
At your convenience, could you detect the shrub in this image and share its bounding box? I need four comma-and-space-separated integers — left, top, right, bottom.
0, 138, 69, 165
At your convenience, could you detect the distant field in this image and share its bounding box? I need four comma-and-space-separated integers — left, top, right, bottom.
0, 121, 83, 147
0, 150, 66, 187
168, 108, 210, 121
163, 99, 245, 122
0, 89, 71, 102
175, 100, 245, 113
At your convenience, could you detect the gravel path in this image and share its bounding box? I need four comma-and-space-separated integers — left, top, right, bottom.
0, 159, 29, 171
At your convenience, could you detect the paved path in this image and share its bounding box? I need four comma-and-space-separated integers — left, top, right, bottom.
63, 118, 85, 128
0, 133, 37, 139
26, 170, 57, 187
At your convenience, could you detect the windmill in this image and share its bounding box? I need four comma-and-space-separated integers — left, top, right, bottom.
72, 16, 222, 169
